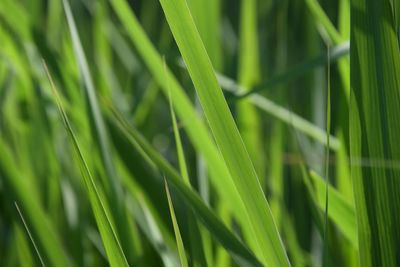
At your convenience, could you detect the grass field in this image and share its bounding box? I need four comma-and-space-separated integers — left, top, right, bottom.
0, 0, 399, 266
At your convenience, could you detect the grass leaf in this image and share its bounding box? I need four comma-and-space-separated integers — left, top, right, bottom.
44, 64, 129, 267
350, 0, 400, 265
108, 106, 263, 266
309, 171, 357, 247
14, 202, 45, 267
164, 180, 189, 267
158, 0, 289, 265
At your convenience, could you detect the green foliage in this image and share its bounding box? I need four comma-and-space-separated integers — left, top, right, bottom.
0, 0, 398, 266
350, 0, 400, 266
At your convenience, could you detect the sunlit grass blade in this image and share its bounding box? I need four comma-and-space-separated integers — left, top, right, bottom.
186, 0, 222, 69
44, 64, 129, 267
338, 0, 351, 100
350, 0, 400, 266
108, 0, 253, 245
158, 0, 289, 264
164, 180, 189, 267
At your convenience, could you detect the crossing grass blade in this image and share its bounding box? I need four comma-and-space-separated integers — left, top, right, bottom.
44, 64, 129, 267
157, 0, 289, 265
2, 0, 399, 265
107, 106, 263, 266
233, 42, 349, 99
350, 0, 400, 266
108, 0, 256, 248
305, 0, 345, 44
218, 73, 341, 150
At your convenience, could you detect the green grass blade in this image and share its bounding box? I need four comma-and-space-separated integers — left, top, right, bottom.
309, 171, 357, 248
323, 45, 332, 266
108, 0, 252, 242
158, 0, 289, 265
233, 42, 349, 99
350, 0, 400, 265
164, 180, 189, 267
237, 0, 265, 184
167, 61, 208, 267
14, 223, 35, 267
186, 0, 222, 69
14, 202, 45, 267
44, 65, 129, 267
62, 2, 140, 263
168, 91, 190, 186
218, 74, 340, 150
338, 0, 351, 100
305, 0, 344, 44
108, 107, 263, 267
0, 139, 70, 267
62, 0, 122, 200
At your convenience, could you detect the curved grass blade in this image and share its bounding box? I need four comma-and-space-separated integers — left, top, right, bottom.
44, 64, 129, 267
158, 0, 289, 264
